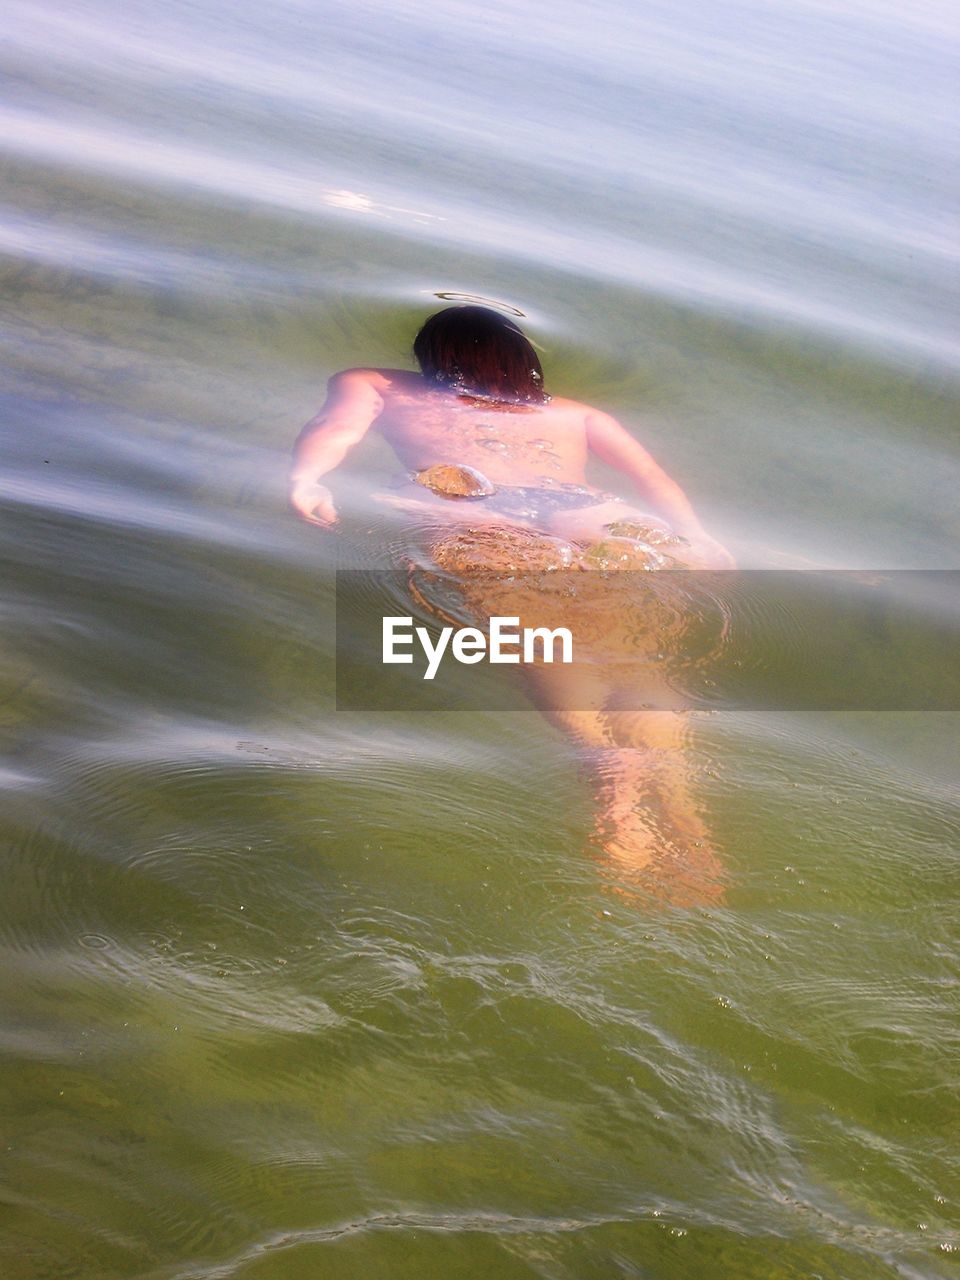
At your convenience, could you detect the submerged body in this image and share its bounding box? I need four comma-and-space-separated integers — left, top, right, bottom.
291, 367, 733, 567
291, 313, 733, 904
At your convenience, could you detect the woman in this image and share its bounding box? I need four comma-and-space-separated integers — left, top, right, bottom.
292, 306, 733, 903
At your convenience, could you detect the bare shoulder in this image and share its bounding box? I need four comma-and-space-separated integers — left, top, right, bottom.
546, 396, 605, 422
328, 367, 390, 392
333, 367, 423, 391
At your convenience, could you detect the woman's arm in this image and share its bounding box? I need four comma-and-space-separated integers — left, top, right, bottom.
290, 369, 384, 525
586, 408, 734, 566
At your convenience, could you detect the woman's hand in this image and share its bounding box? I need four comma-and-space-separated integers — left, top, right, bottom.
290, 475, 338, 527
681, 530, 736, 569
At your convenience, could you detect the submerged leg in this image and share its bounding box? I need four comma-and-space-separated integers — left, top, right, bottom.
418, 518, 726, 906
528, 671, 725, 906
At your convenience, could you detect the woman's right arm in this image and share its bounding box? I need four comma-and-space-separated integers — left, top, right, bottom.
290, 369, 385, 526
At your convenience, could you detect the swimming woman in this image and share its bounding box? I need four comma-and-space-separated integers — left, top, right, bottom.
291, 306, 733, 902
291, 306, 732, 568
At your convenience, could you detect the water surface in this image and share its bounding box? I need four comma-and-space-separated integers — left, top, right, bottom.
1, 0, 958, 1276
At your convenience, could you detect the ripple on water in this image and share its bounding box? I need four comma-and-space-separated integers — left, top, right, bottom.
1, 0, 958, 1272
78, 932, 114, 950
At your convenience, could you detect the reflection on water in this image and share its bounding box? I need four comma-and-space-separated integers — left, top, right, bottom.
1, 0, 959, 1274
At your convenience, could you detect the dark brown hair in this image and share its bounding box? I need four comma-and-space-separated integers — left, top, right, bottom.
413, 306, 547, 403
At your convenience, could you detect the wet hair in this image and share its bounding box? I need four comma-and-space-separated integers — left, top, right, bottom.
413, 306, 548, 404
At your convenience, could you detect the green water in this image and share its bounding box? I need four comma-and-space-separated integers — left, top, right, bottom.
1, 0, 958, 1275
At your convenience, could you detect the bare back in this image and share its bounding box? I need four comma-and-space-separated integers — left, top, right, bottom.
366, 369, 592, 487
291, 361, 734, 568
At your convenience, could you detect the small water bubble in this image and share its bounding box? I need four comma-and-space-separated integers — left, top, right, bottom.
669, 1227, 687, 1238
715, 995, 732, 1008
